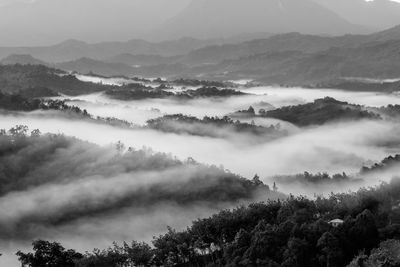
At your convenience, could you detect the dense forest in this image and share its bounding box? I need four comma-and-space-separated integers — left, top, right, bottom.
262, 97, 381, 127
13, 178, 400, 267
105, 86, 245, 101
312, 79, 400, 93
0, 128, 280, 239
0, 64, 112, 96
273, 172, 363, 187
146, 114, 286, 140
361, 154, 400, 175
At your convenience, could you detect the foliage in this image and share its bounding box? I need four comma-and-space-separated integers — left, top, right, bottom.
262, 97, 381, 126
105, 86, 244, 101
361, 154, 400, 174
0, 64, 112, 96
274, 172, 363, 186
22, 178, 400, 266
0, 128, 276, 237
146, 114, 286, 139
16, 240, 83, 267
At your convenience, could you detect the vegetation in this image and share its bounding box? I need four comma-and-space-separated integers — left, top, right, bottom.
105, 86, 245, 101
105, 87, 174, 100
0, 92, 89, 115
313, 79, 400, 93
172, 78, 229, 88
230, 106, 257, 118
147, 114, 286, 139
0, 92, 135, 128
274, 172, 363, 186
361, 154, 400, 174
15, 178, 400, 266
0, 64, 112, 97
0, 128, 278, 238
16, 240, 83, 267
178, 87, 244, 98
262, 97, 381, 126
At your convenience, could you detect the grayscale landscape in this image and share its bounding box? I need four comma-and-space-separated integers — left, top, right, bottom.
1, 0, 400, 266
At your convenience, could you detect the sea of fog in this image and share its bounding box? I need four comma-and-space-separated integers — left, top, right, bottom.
3, 75, 400, 184
1, 75, 400, 266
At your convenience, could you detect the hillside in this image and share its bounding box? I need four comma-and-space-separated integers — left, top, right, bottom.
0, 64, 111, 96
105, 53, 181, 67
0, 38, 221, 63
56, 57, 136, 77
262, 97, 381, 126
0, 54, 49, 66
16, 178, 400, 267
171, 37, 400, 84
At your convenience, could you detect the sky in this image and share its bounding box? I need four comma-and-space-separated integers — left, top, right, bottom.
0, 0, 400, 46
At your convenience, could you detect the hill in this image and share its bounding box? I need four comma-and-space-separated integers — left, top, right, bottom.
56, 57, 136, 77
0, 54, 48, 66
0, 38, 222, 63
0, 64, 111, 96
105, 53, 181, 67
17, 178, 400, 267
262, 97, 380, 126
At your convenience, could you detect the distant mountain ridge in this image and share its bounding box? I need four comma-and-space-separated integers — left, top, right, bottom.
315, 0, 400, 31
159, 0, 367, 40
0, 38, 225, 63
0, 54, 49, 66
3, 24, 400, 87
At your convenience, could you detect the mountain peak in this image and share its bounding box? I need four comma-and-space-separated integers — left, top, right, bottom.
159, 0, 367, 40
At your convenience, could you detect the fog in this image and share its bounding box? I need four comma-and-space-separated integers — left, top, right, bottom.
3, 86, 400, 180
2, 84, 400, 266
0, 129, 270, 266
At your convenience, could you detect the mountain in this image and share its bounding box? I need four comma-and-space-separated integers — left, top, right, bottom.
0, 38, 225, 63
368, 25, 400, 42
263, 97, 380, 126
180, 32, 368, 66
56, 58, 136, 77
159, 0, 367, 40
0, 64, 110, 96
0, 54, 48, 66
105, 53, 182, 67
315, 0, 400, 31
183, 38, 400, 84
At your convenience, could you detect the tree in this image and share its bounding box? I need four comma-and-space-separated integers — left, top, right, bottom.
348, 209, 380, 252
282, 238, 311, 267
273, 182, 278, 192
367, 239, 400, 267
317, 232, 344, 267
8, 125, 28, 137
123, 241, 153, 266
16, 240, 83, 267
30, 129, 41, 137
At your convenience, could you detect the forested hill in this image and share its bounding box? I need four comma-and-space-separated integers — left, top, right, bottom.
0, 128, 280, 238
261, 97, 381, 126
15, 178, 400, 267
0, 64, 112, 96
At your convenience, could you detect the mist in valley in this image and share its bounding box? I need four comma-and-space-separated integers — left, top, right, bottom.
3, 1, 400, 266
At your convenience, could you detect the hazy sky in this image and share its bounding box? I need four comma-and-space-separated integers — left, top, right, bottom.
0, 0, 400, 46
0, 0, 191, 46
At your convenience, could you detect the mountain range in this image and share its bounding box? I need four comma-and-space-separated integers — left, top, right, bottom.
3, 24, 400, 86
158, 0, 366, 40
2, 0, 400, 47
315, 0, 400, 31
